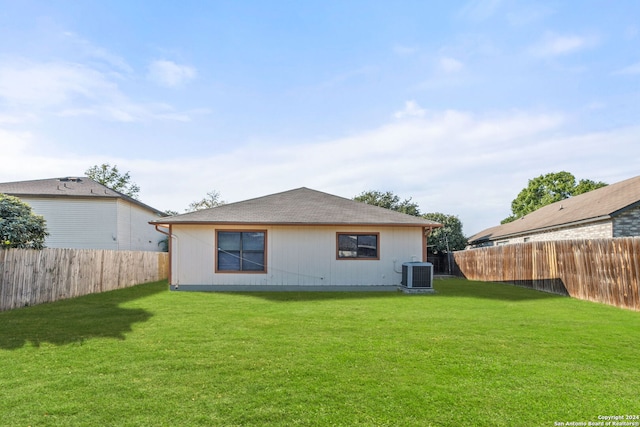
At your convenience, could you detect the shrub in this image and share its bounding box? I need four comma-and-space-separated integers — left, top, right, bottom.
0, 194, 48, 249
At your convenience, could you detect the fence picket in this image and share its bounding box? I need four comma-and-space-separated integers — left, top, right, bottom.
454, 237, 640, 311
0, 248, 169, 311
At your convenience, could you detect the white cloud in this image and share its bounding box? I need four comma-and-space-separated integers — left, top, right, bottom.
1, 107, 638, 236
394, 101, 427, 119
0, 61, 115, 107
439, 57, 464, 73
147, 60, 197, 87
63, 32, 133, 75
528, 33, 597, 58
0, 59, 198, 122
614, 61, 640, 75
0, 128, 33, 156
0, 113, 34, 124
128, 109, 572, 222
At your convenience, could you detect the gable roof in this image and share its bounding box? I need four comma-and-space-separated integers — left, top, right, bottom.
0, 177, 166, 217
152, 187, 442, 228
468, 175, 640, 244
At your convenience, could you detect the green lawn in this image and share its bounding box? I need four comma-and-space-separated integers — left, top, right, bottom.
1, 279, 639, 426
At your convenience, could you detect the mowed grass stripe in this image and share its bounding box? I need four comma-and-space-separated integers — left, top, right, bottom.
0, 279, 638, 426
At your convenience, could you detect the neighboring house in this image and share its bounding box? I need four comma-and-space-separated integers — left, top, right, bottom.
467, 175, 640, 248
150, 187, 442, 291
0, 177, 167, 251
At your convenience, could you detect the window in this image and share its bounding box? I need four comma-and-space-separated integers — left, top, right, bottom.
337, 233, 379, 259
217, 231, 266, 272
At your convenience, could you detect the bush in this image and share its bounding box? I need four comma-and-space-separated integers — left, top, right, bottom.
0, 194, 48, 249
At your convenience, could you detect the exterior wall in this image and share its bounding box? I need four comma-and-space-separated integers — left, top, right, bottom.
491, 220, 613, 246
22, 197, 165, 251
116, 199, 165, 251
23, 197, 119, 249
170, 224, 424, 287
613, 207, 640, 237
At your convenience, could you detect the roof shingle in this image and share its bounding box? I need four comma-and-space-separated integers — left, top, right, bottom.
152, 187, 442, 227
0, 177, 166, 216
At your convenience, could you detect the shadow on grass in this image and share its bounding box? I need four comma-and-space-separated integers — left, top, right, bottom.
0, 280, 167, 350
432, 277, 568, 302
217, 278, 566, 303
230, 291, 400, 303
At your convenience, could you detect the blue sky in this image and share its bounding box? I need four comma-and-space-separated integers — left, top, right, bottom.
0, 0, 639, 235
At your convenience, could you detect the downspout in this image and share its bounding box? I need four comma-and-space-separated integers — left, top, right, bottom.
154, 224, 178, 288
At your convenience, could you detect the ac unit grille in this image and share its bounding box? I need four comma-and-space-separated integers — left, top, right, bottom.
402, 262, 433, 288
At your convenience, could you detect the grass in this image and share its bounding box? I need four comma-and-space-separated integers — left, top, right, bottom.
1, 278, 639, 426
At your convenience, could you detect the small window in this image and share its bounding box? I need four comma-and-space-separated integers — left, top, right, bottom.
217, 231, 266, 272
337, 233, 379, 259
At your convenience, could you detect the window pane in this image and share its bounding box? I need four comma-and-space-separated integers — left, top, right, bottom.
218, 251, 241, 270
242, 252, 264, 271
357, 235, 377, 258
242, 232, 265, 251
218, 232, 241, 251
338, 234, 358, 258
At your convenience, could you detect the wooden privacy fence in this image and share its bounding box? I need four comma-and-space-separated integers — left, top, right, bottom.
0, 248, 169, 311
453, 238, 640, 311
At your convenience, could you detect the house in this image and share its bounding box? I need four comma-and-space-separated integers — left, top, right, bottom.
150, 187, 442, 291
0, 177, 167, 251
467, 175, 640, 248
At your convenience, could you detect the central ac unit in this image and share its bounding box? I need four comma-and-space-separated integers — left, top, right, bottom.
401, 262, 433, 289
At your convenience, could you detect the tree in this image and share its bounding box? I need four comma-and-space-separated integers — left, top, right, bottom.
186, 190, 225, 212
502, 172, 607, 224
354, 190, 421, 216
0, 194, 48, 249
85, 163, 141, 199
422, 213, 467, 253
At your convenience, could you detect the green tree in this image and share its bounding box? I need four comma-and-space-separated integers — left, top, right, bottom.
354, 190, 421, 216
573, 178, 608, 196
186, 190, 225, 212
0, 194, 48, 249
85, 163, 141, 199
422, 212, 467, 253
502, 172, 607, 223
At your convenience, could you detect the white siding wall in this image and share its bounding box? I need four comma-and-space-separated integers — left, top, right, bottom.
23, 197, 118, 249
171, 224, 424, 287
116, 199, 165, 251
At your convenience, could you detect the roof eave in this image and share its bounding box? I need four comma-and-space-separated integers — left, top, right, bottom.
149, 220, 442, 228
471, 215, 612, 243
5, 190, 167, 217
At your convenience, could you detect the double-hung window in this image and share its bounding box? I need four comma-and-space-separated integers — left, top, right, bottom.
217, 231, 266, 272
337, 232, 379, 259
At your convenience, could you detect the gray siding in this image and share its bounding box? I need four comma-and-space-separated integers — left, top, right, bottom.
116, 199, 165, 251
21, 197, 164, 251
23, 197, 118, 249
613, 207, 640, 237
